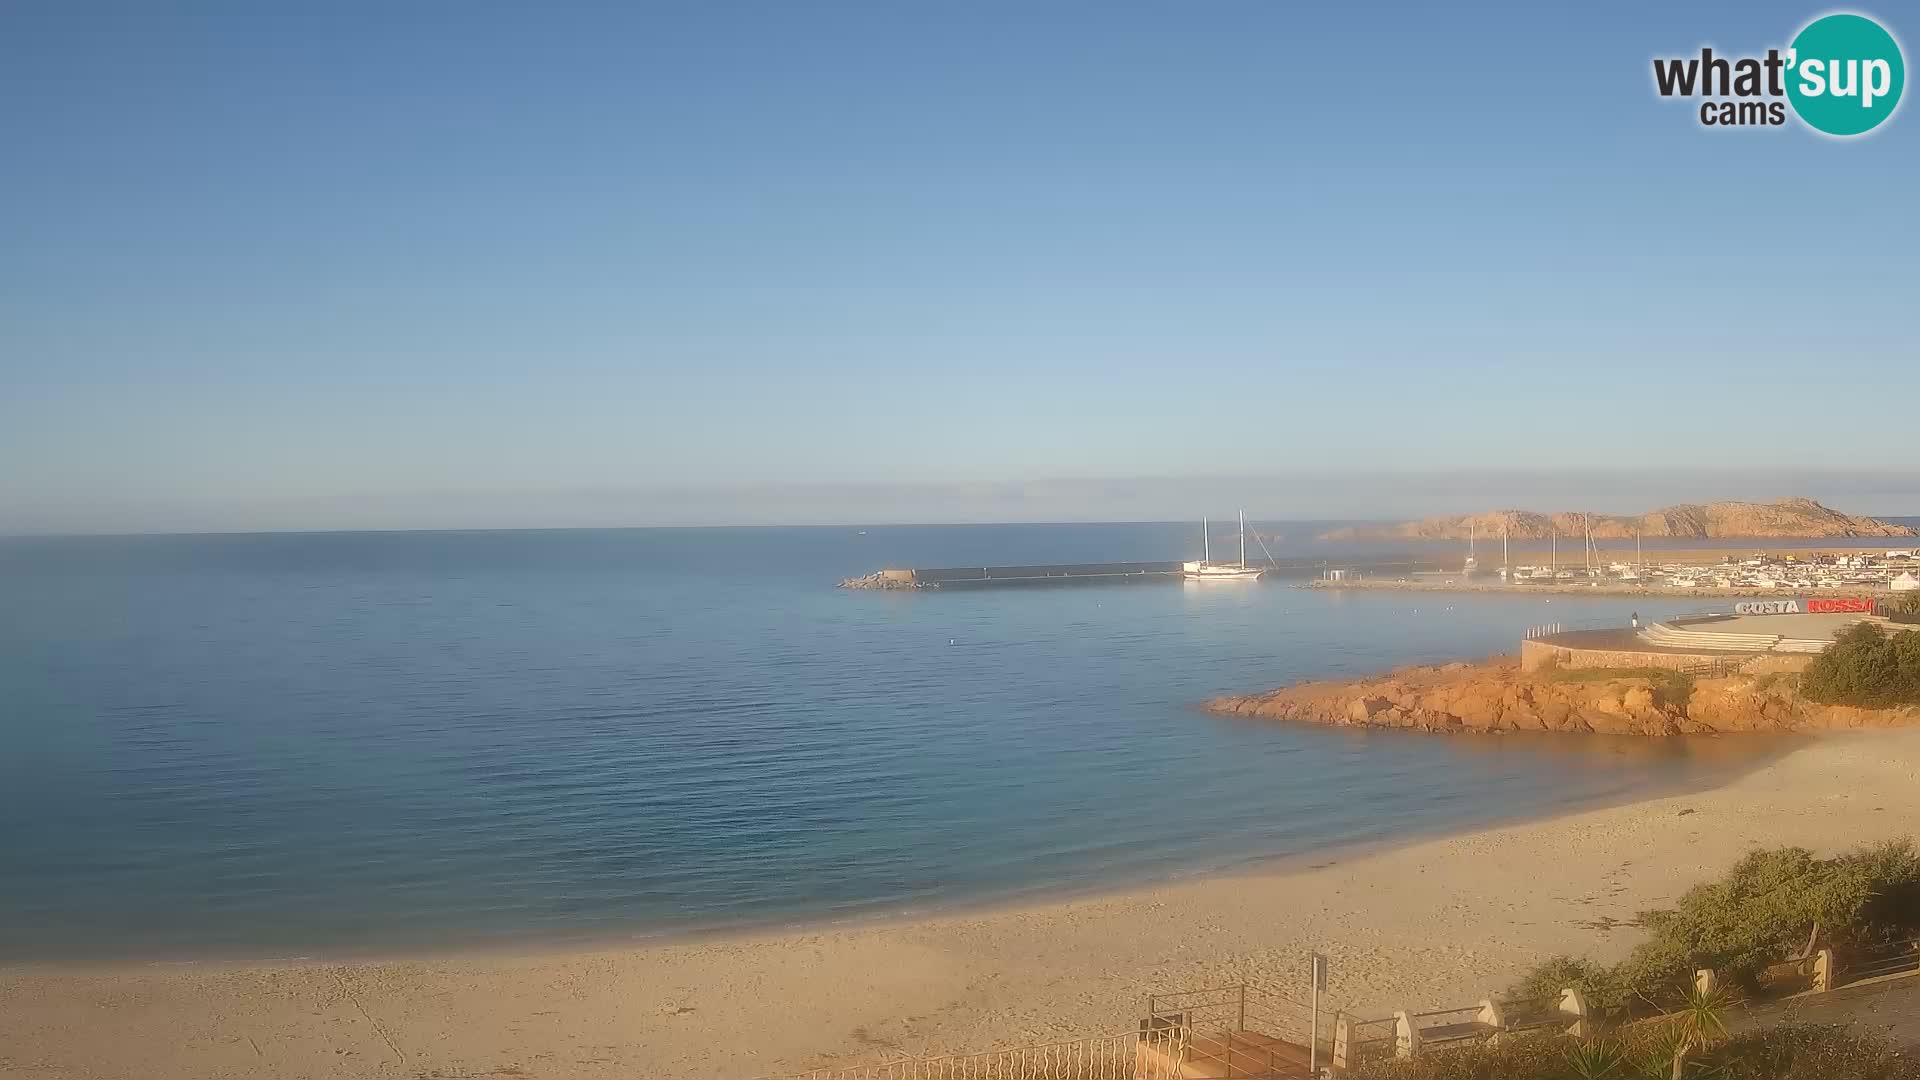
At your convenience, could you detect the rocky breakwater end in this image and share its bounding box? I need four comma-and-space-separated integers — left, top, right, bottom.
1205, 659, 1920, 736
839, 571, 919, 590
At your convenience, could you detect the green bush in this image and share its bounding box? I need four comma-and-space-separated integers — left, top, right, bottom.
1506, 840, 1920, 1009
1888, 590, 1920, 624
1801, 622, 1920, 707
1348, 1031, 1573, 1080
1350, 1024, 1920, 1080
1699, 1024, 1920, 1080
1507, 955, 1626, 1012
1544, 667, 1697, 708
1637, 842, 1920, 992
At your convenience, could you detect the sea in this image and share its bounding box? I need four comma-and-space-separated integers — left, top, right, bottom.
3, 521, 1909, 962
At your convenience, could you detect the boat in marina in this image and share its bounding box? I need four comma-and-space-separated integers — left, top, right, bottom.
1184, 511, 1265, 581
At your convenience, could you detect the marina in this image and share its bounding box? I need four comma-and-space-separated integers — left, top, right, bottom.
1495, 548, 1920, 591
1311, 525, 1920, 597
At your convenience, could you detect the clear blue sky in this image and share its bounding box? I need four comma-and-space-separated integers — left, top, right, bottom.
2, 2, 1914, 531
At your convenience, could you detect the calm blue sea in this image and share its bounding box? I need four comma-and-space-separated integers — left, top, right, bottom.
4, 521, 1895, 961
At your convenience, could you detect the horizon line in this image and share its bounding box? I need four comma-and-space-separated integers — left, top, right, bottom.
6, 511, 1920, 543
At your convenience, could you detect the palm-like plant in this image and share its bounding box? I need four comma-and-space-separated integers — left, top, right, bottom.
1625, 1026, 1694, 1080
1557, 987, 1733, 1080
1627, 986, 1733, 1080
1670, 985, 1731, 1052
1563, 1039, 1628, 1079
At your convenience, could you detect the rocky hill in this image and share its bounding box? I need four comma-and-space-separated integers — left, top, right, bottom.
1320, 498, 1915, 542
1206, 658, 1920, 736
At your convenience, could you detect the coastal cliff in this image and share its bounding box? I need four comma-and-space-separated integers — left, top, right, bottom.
1206, 658, 1920, 736
1320, 497, 1916, 542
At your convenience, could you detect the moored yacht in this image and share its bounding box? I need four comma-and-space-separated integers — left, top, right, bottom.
1184, 511, 1266, 580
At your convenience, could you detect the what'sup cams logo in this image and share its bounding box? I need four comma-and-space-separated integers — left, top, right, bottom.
1653, 12, 1905, 135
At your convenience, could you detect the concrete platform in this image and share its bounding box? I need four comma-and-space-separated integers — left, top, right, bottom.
1731, 973, 1920, 1050
1696, 612, 1883, 640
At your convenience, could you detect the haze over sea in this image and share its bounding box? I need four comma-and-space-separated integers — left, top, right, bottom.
9, 522, 1911, 962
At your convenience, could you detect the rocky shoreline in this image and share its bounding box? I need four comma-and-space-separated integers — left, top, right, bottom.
1206, 657, 1920, 736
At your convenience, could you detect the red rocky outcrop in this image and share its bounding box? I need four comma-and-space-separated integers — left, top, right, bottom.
1205, 659, 1920, 736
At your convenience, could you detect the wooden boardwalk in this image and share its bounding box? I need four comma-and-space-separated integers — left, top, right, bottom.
1135, 1029, 1314, 1078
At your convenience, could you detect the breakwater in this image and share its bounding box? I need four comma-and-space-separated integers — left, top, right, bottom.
842, 561, 1182, 589
841, 555, 1451, 589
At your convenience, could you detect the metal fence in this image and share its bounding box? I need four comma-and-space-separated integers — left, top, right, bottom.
1332, 1014, 1395, 1070
1495, 995, 1567, 1034
1676, 657, 1751, 677
1524, 617, 1628, 640
1757, 952, 1819, 997
1403, 1005, 1491, 1052
1143, 982, 1318, 1078
1840, 937, 1920, 987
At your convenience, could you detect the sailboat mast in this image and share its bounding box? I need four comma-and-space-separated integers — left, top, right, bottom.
1239, 510, 1247, 569
1203, 516, 1210, 564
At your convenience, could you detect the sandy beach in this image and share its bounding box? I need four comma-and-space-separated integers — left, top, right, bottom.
5, 730, 1919, 1080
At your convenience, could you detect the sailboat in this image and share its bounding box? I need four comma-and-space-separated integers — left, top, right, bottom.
1184, 511, 1265, 581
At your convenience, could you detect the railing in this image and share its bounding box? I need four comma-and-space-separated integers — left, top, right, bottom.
1840, 938, 1920, 987
1144, 982, 1317, 1077
1757, 951, 1819, 997
1383, 989, 1598, 1063
1146, 982, 1313, 1037
1186, 1031, 1301, 1078
1403, 1005, 1493, 1050
1670, 610, 1738, 624
1525, 618, 1630, 640
1676, 657, 1751, 677
1496, 995, 1567, 1034
768, 1029, 1189, 1080
1332, 1014, 1395, 1070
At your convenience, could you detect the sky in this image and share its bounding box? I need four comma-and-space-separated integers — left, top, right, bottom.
2, 1, 1915, 533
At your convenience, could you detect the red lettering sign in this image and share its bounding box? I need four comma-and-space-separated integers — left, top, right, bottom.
1807, 598, 1875, 614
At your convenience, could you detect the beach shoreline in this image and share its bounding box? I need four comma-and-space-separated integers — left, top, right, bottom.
0, 723, 1796, 974
6, 730, 1918, 1080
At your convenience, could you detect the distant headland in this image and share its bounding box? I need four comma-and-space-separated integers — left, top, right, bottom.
1320, 497, 1916, 542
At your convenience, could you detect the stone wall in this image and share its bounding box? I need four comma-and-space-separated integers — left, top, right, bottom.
1518, 638, 1729, 673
